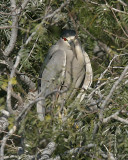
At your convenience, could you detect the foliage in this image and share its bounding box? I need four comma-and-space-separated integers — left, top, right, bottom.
0, 0, 128, 159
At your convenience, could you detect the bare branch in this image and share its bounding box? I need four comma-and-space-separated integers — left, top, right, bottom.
0, 12, 13, 15
111, 7, 128, 15
6, 48, 24, 113
3, 155, 19, 159
0, 25, 28, 32
0, 110, 10, 117
105, 0, 128, 38
103, 110, 128, 124
103, 29, 128, 42
2, 0, 30, 57
1, 86, 23, 105
19, 36, 39, 71
45, 0, 70, 19
0, 0, 30, 16
3, 0, 18, 57
99, 65, 128, 121
88, 81, 107, 101
0, 117, 9, 133
1, 57, 36, 91
0, 89, 66, 159
34, 0, 71, 22
103, 111, 120, 123
2, 0, 69, 99
117, 0, 127, 6
21, 0, 30, 10
97, 53, 128, 85
103, 144, 116, 160
113, 115, 128, 124
0, 126, 16, 160
66, 143, 96, 155
39, 142, 57, 159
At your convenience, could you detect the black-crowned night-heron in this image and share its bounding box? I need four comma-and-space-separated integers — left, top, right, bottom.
37, 29, 93, 121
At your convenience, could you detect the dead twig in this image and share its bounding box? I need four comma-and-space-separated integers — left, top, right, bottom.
99, 65, 128, 121
103, 110, 128, 124
97, 53, 128, 85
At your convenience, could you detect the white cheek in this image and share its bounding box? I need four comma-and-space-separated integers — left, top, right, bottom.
65, 41, 70, 46
67, 36, 75, 41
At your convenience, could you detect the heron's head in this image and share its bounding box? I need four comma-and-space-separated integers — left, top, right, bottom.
61, 29, 76, 46
61, 29, 78, 58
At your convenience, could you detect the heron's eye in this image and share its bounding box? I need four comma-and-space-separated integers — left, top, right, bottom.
63, 37, 67, 41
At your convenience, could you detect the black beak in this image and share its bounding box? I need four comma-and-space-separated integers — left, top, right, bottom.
68, 40, 78, 59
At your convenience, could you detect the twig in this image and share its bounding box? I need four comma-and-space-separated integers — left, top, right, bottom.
33, 0, 70, 22
97, 53, 128, 85
87, 0, 128, 14
88, 81, 107, 101
0, 25, 28, 32
103, 29, 128, 42
0, 117, 9, 133
113, 115, 128, 124
0, 11, 13, 15
99, 65, 128, 121
103, 110, 120, 123
1, 130, 21, 138
105, 0, 128, 38
111, 7, 128, 15
65, 143, 96, 154
117, 0, 127, 6
1, 86, 23, 105
0, 126, 16, 160
20, 0, 30, 10
103, 110, 128, 124
1, 57, 36, 91
19, 36, 39, 72
0, 89, 67, 160
103, 144, 116, 160
3, 155, 18, 159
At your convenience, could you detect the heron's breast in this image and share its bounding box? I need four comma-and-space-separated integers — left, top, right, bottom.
65, 50, 85, 83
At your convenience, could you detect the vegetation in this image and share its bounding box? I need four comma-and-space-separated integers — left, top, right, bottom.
0, 0, 128, 159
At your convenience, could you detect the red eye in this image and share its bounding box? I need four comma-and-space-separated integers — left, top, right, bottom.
63, 37, 67, 41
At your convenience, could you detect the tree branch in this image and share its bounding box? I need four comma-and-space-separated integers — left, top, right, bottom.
99, 65, 128, 121
97, 53, 128, 85
21, 0, 30, 10
105, 0, 128, 38
103, 110, 128, 124
39, 142, 57, 160
0, 126, 16, 160
0, 88, 67, 160
117, 0, 127, 6
33, 0, 71, 22
6, 48, 24, 114
1, 86, 23, 105
3, 0, 18, 57
2, 0, 30, 57
1, 57, 36, 91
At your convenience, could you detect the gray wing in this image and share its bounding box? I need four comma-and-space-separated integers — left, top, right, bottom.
37, 49, 66, 121
38, 44, 59, 92
40, 49, 66, 96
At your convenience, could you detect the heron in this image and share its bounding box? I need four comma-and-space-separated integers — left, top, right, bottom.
37, 29, 93, 121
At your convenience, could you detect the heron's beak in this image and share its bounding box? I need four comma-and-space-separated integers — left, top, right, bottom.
68, 40, 78, 59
